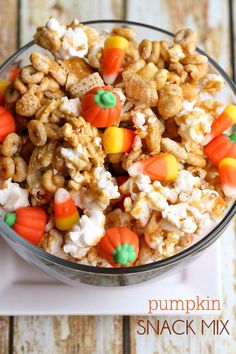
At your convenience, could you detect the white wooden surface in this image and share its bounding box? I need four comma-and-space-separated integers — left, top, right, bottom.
0, 0, 235, 353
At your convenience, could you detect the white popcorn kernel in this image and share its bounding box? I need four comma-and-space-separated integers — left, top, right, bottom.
132, 112, 146, 129
63, 210, 105, 259
0, 179, 29, 212
94, 166, 120, 200
46, 18, 66, 38
136, 174, 152, 193
60, 97, 80, 116
174, 170, 200, 194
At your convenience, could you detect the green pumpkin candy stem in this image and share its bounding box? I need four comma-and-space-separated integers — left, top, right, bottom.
229, 131, 236, 143
94, 89, 116, 109
4, 212, 16, 228
113, 243, 136, 266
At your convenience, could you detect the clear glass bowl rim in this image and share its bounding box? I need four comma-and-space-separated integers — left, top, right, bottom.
0, 19, 235, 275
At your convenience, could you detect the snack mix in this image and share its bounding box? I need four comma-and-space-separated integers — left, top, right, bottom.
0, 18, 235, 268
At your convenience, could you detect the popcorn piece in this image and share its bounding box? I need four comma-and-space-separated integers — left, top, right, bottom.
174, 170, 200, 193
80, 247, 112, 267
63, 210, 105, 259
40, 229, 69, 259
0, 179, 29, 212
202, 74, 224, 94
86, 32, 107, 68
175, 103, 213, 144
60, 97, 80, 116
72, 167, 120, 212
132, 111, 146, 129
46, 18, 66, 38
47, 18, 88, 59
94, 166, 120, 200
162, 203, 198, 233
60, 144, 89, 170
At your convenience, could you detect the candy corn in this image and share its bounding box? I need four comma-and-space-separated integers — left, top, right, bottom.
103, 36, 129, 84
54, 188, 79, 230
128, 153, 178, 181
102, 126, 135, 153
203, 105, 236, 145
0, 80, 9, 105
218, 157, 236, 198
204, 132, 236, 166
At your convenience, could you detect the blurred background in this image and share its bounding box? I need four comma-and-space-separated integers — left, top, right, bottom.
0, 0, 235, 353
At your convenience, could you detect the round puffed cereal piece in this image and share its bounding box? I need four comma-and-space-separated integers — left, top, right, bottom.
148, 41, 161, 64
13, 156, 28, 182
111, 27, 136, 41
0, 156, 15, 179
41, 170, 65, 193
1, 133, 21, 157
21, 65, 44, 84
139, 39, 152, 61
28, 120, 47, 146
13, 77, 28, 95
15, 92, 41, 117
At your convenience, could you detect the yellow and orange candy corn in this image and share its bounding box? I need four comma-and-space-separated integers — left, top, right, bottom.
128, 153, 178, 181
54, 188, 79, 230
203, 105, 236, 145
0, 80, 9, 105
102, 126, 135, 153
103, 36, 129, 84
219, 157, 236, 199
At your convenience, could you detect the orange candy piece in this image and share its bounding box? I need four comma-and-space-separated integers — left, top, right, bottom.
102, 126, 135, 153
81, 86, 121, 128
103, 36, 129, 84
219, 157, 236, 199
203, 105, 236, 145
98, 227, 139, 267
204, 133, 236, 166
54, 188, 79, 230
0, 105, 16, 142
9, 67, 20, 82
4, 207, 47, 245
128, 153, 178, 181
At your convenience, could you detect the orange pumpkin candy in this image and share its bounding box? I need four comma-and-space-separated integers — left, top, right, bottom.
80, 86, 121, 128
98, 227, 139, 267
4, 207, 47, 245
0, 106, 15, 142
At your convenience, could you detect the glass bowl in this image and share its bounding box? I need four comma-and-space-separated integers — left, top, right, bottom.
0, 20, 235, 287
